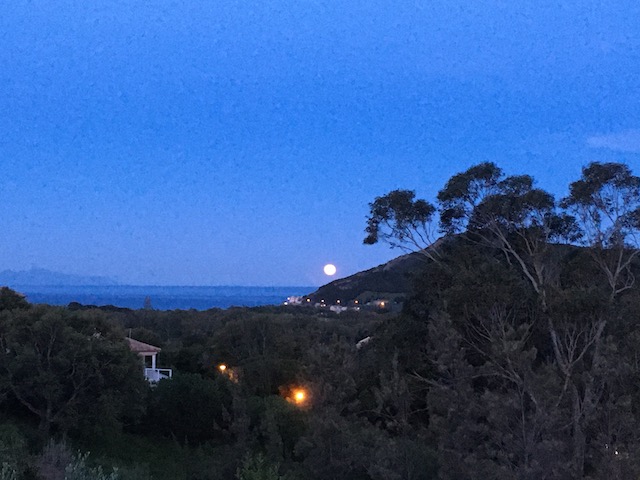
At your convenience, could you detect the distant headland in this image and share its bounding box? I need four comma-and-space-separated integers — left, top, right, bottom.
0, 268, 118, 286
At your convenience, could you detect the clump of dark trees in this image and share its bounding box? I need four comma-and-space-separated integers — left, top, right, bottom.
365, 161, 640, 480
0, 161, 639, 480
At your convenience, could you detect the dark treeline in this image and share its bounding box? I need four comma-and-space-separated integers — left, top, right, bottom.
0, 161, 639, 480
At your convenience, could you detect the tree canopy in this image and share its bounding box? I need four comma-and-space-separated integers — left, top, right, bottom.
364, 161, 640, 479
0, 305, 145, 436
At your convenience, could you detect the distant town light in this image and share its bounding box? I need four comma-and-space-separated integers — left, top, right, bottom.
218, 364, 227, 372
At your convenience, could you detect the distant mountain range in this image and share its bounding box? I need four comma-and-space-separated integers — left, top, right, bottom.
0, 268, 118, 286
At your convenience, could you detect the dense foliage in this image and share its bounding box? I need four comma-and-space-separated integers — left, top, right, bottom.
0, 161, 639, 479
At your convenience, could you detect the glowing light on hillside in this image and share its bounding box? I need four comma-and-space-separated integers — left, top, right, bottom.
323, 264, 337, 276
218, 364, 227, 372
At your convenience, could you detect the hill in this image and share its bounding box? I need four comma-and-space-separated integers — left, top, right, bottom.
0, 268, 118, 286
308, 250, 427, 305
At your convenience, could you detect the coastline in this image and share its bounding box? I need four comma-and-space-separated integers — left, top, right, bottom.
7, 284, 316, 311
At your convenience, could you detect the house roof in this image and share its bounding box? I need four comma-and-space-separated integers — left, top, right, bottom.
125, 337, 162, 354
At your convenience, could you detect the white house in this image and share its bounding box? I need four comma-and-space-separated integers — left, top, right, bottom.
125, 337, 173, 383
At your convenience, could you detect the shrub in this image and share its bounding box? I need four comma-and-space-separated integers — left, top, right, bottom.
236, 454, 283, 480
64, 453, 120, 480
0, 463, 17, 480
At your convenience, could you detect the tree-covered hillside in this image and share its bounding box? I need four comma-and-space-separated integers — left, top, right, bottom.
308, 250, 425, 305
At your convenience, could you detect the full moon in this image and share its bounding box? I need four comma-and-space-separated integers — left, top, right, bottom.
323, 264, 337, 276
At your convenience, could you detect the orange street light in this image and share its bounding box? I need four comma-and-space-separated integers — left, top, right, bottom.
292, 388, 307, 405
218, 364, 227, 372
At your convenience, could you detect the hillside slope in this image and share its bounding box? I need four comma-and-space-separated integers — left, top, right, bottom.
308, 251, 427, 304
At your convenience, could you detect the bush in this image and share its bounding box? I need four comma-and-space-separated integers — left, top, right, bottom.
64, 453, 119, 480
0, 422, 30, 478
146, 373, 232, 444
0, 463, 17, 480
36, 440, 72, 480
36, 441, 123, 480
236, 454, 283, 480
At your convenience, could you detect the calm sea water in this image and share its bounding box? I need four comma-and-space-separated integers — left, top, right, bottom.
13, 285, 315, 311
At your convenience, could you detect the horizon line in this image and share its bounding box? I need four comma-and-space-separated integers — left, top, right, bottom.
4, 283, 320, 289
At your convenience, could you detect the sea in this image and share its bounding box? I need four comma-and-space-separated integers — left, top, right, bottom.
11, 285, 316, 311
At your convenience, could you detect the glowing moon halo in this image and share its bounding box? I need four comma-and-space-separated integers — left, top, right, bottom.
323, 264, 337, 276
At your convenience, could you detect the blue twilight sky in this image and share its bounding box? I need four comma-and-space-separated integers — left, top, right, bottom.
1, 0, 640, 286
